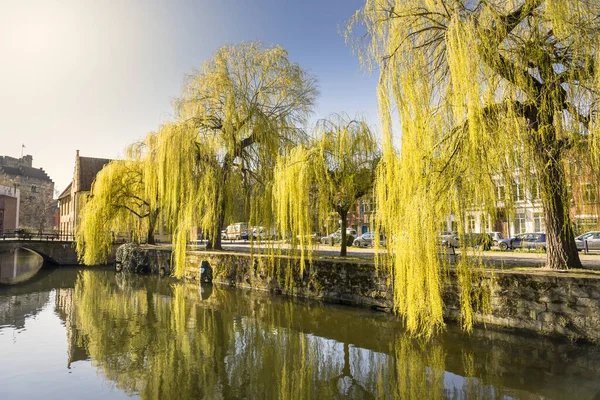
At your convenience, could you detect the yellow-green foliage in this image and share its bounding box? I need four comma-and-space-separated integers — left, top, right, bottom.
76, 135, 158, 265
273, 145, 316, 271
149, 42, 317, 277
347, 0, 600, 336
76, 158, 155, 265
273, 114, 379, 265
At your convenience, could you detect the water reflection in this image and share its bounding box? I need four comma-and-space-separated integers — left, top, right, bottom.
1, 268, 600, 399
0, 291, 49, 329
0, 248, 43, 285
67, 271, 600, 400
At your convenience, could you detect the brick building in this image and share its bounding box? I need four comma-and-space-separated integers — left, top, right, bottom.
58, 151, 111, 237
350, 196, 376, 235
0, 154, 55, 232
442, 170, 600, 238
0, 185, 20, 232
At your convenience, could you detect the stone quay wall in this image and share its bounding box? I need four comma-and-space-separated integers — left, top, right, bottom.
185, 251, 393, 310
179, 250, 600, 343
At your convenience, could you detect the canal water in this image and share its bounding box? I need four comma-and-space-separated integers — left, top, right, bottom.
1, 265, 599, 399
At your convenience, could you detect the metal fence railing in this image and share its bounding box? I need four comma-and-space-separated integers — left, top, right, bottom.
0, 230, 169, 245
0, 230, 74, 241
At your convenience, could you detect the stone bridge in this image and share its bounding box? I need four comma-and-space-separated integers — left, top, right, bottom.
0, 239, 79, 265
0, 240, 119, 265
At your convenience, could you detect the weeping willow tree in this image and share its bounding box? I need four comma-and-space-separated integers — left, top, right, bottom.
347, 0, 600, 336
274, 114, 379, 259
76, 135, 159, 265
151, 42, 317, 276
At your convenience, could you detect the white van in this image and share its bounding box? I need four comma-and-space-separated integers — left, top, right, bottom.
226, 223, 248, 240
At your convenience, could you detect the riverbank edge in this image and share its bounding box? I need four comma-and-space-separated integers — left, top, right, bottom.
144, 247, 600, 343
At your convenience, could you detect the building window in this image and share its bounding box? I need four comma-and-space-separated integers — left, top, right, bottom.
515, 213, 526, 234
582, 183, 598, 204
467, 215, 476, 232
451, 220, 458, 232
362, 199, 374, 213
481, 214, 488, 232
512, 182, 524, 202
497, 185, 506, 201
31, 185, 37, 193
360, 200, 372, 214
534, 212, 545, 233
531, 180, 540, 200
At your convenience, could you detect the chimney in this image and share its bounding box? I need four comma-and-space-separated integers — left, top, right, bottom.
74, 150, 80, 192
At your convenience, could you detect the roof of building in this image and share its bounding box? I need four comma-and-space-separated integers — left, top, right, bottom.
0, 165, 53, 183
78, 157, 111, 192
58, 182, 72, 199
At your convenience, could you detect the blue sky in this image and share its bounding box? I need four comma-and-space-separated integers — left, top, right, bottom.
0, 0, 379, 191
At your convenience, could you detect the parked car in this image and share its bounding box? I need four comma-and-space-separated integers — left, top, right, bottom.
575, 231, 600, 251
320, 229, 355, 246
443, 233, 493, 250
438, 231, 457, 246
353, 232, 385, 248
320, 231, 341, 245
296, 232, 320, 243
488, 231, 504, 246
252, 227, 279, 240
498, 233, 546, 251
251, 226, 264, 240
221, 230, 227, 240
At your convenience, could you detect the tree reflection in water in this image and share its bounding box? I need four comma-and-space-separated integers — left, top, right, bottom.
71, 271, 599, 399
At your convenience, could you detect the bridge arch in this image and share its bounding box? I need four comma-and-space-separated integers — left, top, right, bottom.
20, 246, 60, 265
0, 240, 79, 265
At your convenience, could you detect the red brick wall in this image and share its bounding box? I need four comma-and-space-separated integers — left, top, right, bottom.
0, 195, 18, 231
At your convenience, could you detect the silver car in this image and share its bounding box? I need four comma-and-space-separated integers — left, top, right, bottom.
488, 231, 504, 245
575, 231, 600, 251
353, 232, 385, 248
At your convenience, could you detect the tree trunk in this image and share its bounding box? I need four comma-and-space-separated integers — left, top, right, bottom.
208, 158, 233, 251
208, 190, 227, 251
340, 209, 348, 257
211, 204, 225, 250
536, 146, 582, 269
146, 225, 155, 245
146, 209, 158, 245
